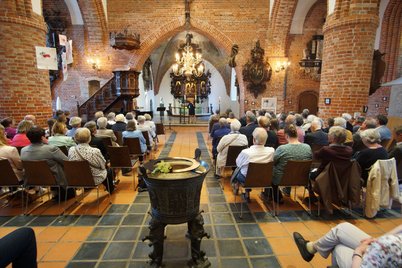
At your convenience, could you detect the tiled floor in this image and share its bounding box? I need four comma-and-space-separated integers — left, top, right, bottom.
0, 127, 401, 268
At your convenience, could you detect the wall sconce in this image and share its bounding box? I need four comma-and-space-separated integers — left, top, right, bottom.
244, 100, 248, 104
287, 99, 292, 105
275, 61, 290, 72
382, 96, 388, 101
324, 98, 331, 105
87, 58, 100, 70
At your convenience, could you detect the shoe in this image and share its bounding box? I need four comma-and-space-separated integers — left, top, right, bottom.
231, 182, 239, 195
293, 232, 314, 262
138, 187, 148, 192
113, 179, 120, 186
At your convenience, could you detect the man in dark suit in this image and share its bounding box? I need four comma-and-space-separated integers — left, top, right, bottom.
304, 118, 329, 146
239, 111, 258, 146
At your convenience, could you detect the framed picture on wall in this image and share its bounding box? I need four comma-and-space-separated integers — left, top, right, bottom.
261, 97, 277, 114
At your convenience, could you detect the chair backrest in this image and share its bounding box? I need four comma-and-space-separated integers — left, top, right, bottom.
63, 160, 96, 187
107, 146, 133, 168
155, 123, 165, 135
225, 145, 247, 167
141, 131, 151, 146
0, 159, 20, 186
16, 146, 24, 155
101, 137, 112, 147
114, 131, 123, 146
244, 162, 274, 188
311, 144, 324, 162
22, 160, 58, 186
380, 139, 391, 149
58, 146, 69, 156
123, 137, 143, 156
280, 160, 312, 186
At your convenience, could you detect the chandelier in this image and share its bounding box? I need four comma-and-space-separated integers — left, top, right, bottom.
172, 33, 204, 79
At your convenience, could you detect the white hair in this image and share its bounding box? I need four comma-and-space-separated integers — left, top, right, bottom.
333, 117, 347, 129
342, 113, 352, 121
230, 119, 241, 131
252, 127, 268, 145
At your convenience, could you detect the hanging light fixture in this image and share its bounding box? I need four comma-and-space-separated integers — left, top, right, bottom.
172, 33, 204, 79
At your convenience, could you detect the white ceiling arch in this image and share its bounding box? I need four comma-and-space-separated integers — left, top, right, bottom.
289, 0, 318, 34
64, 0, 84, 25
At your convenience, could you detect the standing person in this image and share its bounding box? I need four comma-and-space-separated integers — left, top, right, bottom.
293, 222, 402, 268
188, 101, 196, 124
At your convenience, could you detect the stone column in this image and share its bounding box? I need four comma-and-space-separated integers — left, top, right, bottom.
318, 1, 379, 118
0, 0, 53, 126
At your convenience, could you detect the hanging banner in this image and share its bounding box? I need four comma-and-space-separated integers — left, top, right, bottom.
66, 40, 73, 64
62, 52, 68, 81
35, 46, 58, 70
58, 34, 67, 46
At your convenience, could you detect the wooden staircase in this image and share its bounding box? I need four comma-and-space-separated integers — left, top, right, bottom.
78, 70, 140, 121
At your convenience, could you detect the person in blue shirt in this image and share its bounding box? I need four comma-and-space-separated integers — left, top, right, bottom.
122, 120, 147, 153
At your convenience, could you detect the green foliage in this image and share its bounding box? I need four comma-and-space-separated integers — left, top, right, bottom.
152, 161, 172, 174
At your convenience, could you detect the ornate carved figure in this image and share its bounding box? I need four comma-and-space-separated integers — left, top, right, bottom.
143, 58, 153, 91
369, 50, 386, 95
228, 44, 239, 68
242, 41, 272, 98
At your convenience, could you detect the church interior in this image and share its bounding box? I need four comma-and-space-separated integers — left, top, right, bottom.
0, 0, 401, 267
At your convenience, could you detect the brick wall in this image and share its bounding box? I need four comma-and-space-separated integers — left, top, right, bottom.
0, 1, 52, 126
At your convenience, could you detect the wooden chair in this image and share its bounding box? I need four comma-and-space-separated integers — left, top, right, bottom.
141, 130, 153, 155
155, 123, 166, 143
114, 131, 123, 146
277, 160, 312, 215
107, 146, 138, 189
63, 160, 111, 216
380, 139, 391, 150
16, 146, 24, 155
235, 162, 275, 217
310, 144, 324, 168
218, 145, 247, 189
58, 146, 69, 156
123, 137, 145, 161
100, 137, 113, 148
0, 159, 24, 212
22, 160, 61, 214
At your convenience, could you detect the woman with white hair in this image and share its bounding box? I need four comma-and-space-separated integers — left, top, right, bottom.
66, 117, 82, 137
68, 128, 114, 193
334, 117, 353, 144
111, 114, 127, 132
355, 128, 388, 185
216, 119, 248, 176
96, 117, 117, 145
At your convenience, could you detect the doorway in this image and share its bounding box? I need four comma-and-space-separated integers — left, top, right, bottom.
298, 91, 318, 115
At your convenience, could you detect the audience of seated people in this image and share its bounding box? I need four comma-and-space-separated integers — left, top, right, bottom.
239, 111, 259, 147
68, 128, 114, 193
258, 116, 279, 149
84, 121, 109, 160
112, 114, 127, 132
211, 118, 231, 158
333, 117, 354, 144
48, 122, 76, 148
122, 120, 147, 154
304, 118, 329, 146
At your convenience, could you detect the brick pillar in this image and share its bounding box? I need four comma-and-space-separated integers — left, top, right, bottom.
318, 2, 379, 118
0, 1, 52, 126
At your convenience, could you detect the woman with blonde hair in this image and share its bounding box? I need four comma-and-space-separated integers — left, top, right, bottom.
0, 125, 23, 181
48, 122, 76, 148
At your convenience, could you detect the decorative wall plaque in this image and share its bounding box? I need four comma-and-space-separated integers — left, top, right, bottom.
242, 41, 272, 98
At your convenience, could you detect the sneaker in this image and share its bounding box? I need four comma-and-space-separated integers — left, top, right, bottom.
231, 182, 239, 195
293, 232, 314, 262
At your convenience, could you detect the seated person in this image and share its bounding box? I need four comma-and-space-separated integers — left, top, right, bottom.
21, 126, 70, 197
355, 129, 388, 185
215, 119, 248, 176
84, 121, 108, 160
375, 114, 392, 141
333, 117, 353, 144
0, 125, 23, 181
10, 120, 34, 147
304, 118, 329, 146
0, 227, 37, 268
111, 114, 127, 132
68, 128, 114, 193
239, 111, 258, 147
122, 120, 147, 154
352, 118, 377, 155
96, 117, 118, 146
389, 125, 402, 182
211, 118, 231, 158
1, 117, 17, 139
258, 116, 279, 149
137, 115, 155, 150
48, 122, 76, 148
66, 117, 82, 137
307, 126, 353, 201
232, 128, 275, 201
270, 124, 312, 201
293, 222, 402, 267
277, 114, 304, 145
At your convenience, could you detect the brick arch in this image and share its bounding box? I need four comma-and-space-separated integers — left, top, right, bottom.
77, 0, 108, 47
129, 17, 234, 71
